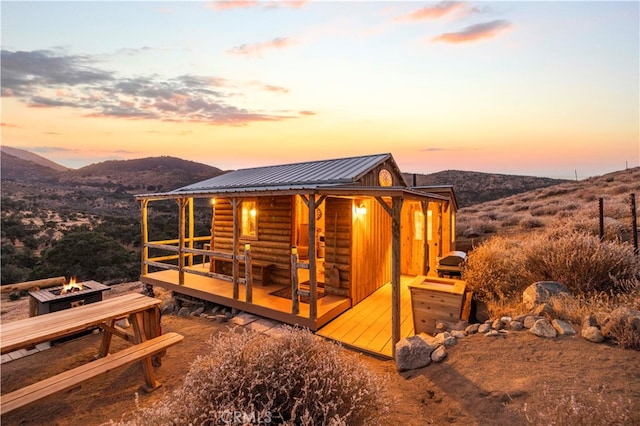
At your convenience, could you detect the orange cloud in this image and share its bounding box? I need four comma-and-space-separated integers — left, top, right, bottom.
227, 37, 294, 56
432, 20, 511, 43
209, 1, 259, 11
396, 1, 465, 22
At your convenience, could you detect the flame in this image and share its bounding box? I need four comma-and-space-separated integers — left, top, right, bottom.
61, 277, 83, 295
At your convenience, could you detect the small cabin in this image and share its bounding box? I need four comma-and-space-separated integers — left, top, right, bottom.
136, 153, 457, 357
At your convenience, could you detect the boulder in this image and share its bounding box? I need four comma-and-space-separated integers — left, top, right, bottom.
509, 321, 524, 331
523, 281, 570, 310
431, 345, 447, 362
417, 333, 444, 351
478, 323, 492, 333
529, 319, 557, 338
465, 323, 480, 335
600, 307, 640, 338
395, 336, 434, 371
523, 315, 544, 329
451, 330, 466, 339
552, 319, 576, 336
581, 326, 604, 343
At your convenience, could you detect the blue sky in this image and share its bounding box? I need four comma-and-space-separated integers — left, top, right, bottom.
1, 1, 638, 179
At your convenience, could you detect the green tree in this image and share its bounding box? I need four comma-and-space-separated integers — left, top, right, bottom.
33, 230, 139, 283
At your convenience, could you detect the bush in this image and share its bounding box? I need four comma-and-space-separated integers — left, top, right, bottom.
118, 327, 388, 426
464, 230, 640, 302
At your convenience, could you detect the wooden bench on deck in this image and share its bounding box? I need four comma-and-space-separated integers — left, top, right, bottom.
204, 244, 275, 285
0, 332, 184, 415
0, 293, 183, 416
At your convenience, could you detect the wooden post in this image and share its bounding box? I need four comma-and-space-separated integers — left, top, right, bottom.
421, 201, 430, 275
231, 198, 241, 300
245, 244, 253, 303
307, 193, 318, 321
178, 198, 187, 286
291, 247, 300, 315
599, 197, 604, 240
188, 198, 194, 267
391, 197, 403, 358
141, 200, 149, 276
631, 193, 638, 254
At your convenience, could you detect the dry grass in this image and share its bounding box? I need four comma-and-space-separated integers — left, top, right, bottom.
112, 327, 389, 426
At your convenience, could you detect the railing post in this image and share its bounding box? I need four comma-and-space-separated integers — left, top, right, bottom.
245, 244, 252, 303
291, 247, 300, 315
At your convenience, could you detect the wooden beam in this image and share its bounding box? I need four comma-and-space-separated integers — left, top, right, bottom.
177, 198, 188, 285
308, 193, 317, 321
231, 198, 242, 300
1, 276, 67, 294
141, 200, 149, 276
391, 196, 403, 358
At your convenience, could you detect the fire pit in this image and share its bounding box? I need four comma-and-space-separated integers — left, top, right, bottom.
29, 280, 110, 316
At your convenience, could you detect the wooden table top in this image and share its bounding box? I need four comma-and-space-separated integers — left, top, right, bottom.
0, 293, 161, 355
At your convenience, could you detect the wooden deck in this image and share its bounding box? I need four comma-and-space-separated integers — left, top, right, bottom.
141, 266, 351, 331
317, 275, 425, 359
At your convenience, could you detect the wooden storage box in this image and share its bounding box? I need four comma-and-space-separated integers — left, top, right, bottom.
410, 277, 466, 335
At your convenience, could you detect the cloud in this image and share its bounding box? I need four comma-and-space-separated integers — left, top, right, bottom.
299, 110, 316, 116
208, 0, 308, 11
1, 122, 20, 128
227, 37, 294, 56
395, 1, 465, 22
432, 19, 512, 43
1, 49, 299, 126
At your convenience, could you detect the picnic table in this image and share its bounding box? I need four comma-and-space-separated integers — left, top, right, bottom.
0, 292, 183, 415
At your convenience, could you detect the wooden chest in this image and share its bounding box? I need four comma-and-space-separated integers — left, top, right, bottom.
410, 277, 466, 335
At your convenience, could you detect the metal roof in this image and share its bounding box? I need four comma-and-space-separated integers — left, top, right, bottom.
168, 153, 393, 194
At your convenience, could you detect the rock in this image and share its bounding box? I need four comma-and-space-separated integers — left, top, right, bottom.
533, 303, 556, 318
582, 315, 599, 329
529, 319, 557, 338
451, 330, 466, 339
523, 281, 570, 310
523, 315, 543, 329
513, 314, 529, 323
478, 323, 492, 333
210, 306, 221, 315
161, 303, 176, 315
509, 321, 524, 331
417, 333, 443, 352
492, 318, 504, 330
215, 314, 228, 323
600, 307, 640, 338
485, 330, 501, 337
552, 319, 576, 336
431, 345, 447, 362
395, 336, 434, 371
190, 307, 205, 317
581, 326, 604, 343
116, 318, 130, 328
465, 324, 480, 334
177, 306, 191, 317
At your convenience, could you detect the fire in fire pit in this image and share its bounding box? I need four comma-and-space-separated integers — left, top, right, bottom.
58, 277, 83, 295
29, 280, 110, 315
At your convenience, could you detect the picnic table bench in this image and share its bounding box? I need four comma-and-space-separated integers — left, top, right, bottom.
0, 293, 183, 415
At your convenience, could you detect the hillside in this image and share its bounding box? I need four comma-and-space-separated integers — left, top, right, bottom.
0, 146, 69, 172
404, 170, 568, 208
455, 166, 640, 252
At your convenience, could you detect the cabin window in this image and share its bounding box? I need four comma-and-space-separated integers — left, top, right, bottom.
414, 210, 424, 241
451, 211, 456, 243
241, 200, 257, 238
427, 210, 433, 241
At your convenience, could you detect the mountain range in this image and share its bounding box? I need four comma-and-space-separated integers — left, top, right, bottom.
1, 146, 567, 207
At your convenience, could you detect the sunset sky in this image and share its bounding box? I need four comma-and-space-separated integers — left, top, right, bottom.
1, 1, 638, 179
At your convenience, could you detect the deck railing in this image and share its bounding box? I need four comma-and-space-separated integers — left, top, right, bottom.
142, 240, 252, 301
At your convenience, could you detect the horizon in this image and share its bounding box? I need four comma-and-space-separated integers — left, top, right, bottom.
1, 1, 638, 181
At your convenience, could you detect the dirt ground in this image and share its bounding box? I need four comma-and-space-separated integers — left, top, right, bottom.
1, 283, 639, 425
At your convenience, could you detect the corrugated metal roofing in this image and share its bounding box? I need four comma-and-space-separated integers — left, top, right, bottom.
170, 153, 392, 194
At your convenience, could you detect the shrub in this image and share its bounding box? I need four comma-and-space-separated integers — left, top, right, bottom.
464, 230, 640, 303
118, 327, 388, 426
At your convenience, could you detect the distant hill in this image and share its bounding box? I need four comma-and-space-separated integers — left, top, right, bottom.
1, 152, 62, 183
403, 170, 569, 208
0, 146, 69, 172
61, 156, 225, 193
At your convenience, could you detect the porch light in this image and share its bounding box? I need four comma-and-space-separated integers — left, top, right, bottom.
211, 198, 216, 205
355, 203, 367, 216
245, 243, 251, 251
250, 208, 256, 217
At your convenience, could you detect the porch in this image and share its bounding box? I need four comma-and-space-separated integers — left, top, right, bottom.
141, 263, 352, 331
317, 275, 423, 359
